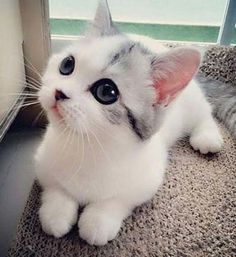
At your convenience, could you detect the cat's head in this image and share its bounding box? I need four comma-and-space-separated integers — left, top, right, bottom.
39, 0, 200, 140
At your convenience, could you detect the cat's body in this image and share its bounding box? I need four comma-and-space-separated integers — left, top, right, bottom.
36, 71, 220, 209
36, 1, 223, 245
197, 74, 236, 138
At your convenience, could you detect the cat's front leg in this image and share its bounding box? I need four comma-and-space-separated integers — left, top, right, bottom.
78, 199, 132, 245
39, 188, 78, 238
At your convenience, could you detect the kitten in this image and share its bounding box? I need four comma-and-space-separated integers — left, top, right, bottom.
36, 0, 223, 245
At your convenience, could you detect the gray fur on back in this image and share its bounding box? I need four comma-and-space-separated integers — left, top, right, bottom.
196, 74, 236, 137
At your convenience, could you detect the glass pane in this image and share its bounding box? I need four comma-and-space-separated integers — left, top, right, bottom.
49, 0, 236, 44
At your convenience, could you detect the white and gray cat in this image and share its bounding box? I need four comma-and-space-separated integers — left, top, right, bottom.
36, 0, 223, 245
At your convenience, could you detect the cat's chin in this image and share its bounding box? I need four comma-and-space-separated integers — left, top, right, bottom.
48, 111, 79, 133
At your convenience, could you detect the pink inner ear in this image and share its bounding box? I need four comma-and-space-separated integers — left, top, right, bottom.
155, 71, 194, 103
153, 48, 200, 105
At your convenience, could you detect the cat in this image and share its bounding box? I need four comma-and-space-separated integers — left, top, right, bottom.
35, 0, 223, 245
196, 73, 236, 138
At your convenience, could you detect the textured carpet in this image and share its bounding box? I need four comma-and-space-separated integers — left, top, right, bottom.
8, 46, 236, 257
199, 45, 236, 86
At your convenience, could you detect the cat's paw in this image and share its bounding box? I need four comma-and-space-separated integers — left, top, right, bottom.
190, 128, 223, 154
39, 202, 77, 238
78, 206, 121, 245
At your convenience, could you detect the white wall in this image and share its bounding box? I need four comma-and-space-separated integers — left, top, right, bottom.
0, 0, 25, 121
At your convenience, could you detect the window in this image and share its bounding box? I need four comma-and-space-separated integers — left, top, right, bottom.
49, 0, 236, 48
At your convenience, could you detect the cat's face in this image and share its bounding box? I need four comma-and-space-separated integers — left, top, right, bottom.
39, 35, 157, 139
39, 0, 200, 140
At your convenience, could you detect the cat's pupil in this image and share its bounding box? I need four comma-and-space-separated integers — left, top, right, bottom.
98, 84, 115, 99
90, 78, 119, 105
59, 56, 75, 75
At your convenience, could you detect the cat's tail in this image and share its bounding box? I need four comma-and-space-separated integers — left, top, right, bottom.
196, 74, 236, 138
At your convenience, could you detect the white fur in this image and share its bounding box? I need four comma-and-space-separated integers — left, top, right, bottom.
35, 34, 223, 245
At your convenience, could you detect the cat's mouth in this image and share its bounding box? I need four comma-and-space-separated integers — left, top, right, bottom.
51, 105, 63, 120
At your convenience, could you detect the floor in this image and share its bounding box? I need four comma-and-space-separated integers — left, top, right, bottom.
0, 128, 43, 257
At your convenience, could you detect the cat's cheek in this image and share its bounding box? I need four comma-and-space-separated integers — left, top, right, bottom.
38, 96, 54, 112
38, 85, 57, 108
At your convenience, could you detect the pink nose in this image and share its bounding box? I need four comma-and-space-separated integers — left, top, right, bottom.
55, 89, 70, 101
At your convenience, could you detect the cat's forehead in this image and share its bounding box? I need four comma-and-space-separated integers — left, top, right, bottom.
62, 36, 131, 66
53, 36, 139, 72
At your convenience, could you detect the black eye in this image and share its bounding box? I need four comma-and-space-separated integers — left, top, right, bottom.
59, 56, 75, 75
90, 78, 120, 105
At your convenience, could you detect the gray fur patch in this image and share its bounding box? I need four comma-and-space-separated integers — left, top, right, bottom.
107, 43, 136, 67
106, 42, 152, 70
103, 106, 124, 125
196, 74, 236, 138
103, 103, 157, 140
124, 106, 156, 140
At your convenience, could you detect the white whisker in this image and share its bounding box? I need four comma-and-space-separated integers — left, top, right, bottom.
85, 124, 112, 164
32, 109, 45, 126
82, 121, 97, 170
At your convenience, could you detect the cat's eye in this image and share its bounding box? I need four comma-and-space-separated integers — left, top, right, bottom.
90, 78, 120, 105
59, 56, 75, 75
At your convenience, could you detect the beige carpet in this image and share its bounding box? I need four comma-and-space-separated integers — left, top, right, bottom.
8, 46, 236, 257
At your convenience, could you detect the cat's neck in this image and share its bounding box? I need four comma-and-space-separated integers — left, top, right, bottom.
48, 122, 142, 156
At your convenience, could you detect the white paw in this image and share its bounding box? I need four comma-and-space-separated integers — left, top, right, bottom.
39, 203, 77, 238
190, 128, 223, 154
78, 206, 121, 245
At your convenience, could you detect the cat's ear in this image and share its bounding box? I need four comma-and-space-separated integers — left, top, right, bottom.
86, 0, 120, 37
151, 47, 201, 105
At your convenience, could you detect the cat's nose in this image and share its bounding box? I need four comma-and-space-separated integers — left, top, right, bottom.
55, 89, 70, 101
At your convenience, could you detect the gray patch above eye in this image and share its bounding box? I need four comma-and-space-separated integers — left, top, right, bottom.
108, 42, 137, 67
106, 42, 153, 70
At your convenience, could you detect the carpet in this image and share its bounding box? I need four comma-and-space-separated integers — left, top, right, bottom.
199, 45, 236, 86
7, 46, 236, 257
